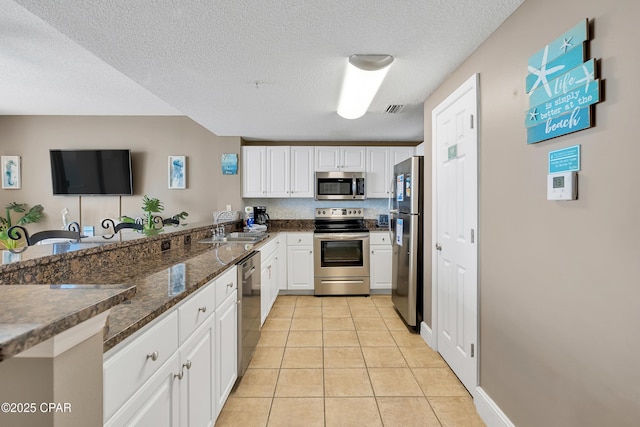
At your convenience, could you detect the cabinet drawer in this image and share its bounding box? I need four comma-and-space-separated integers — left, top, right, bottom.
215, 266, 238, 309
370, 232, 392, 246
104, 310, 179, 421
259, 236, 279, 258
178, 281, 216, 344
286, 233, 313, 246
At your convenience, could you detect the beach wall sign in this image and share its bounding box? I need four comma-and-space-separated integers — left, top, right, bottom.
525, 19, 602, 144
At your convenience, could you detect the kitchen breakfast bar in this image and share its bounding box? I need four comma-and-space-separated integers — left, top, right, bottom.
0, 221, 266, 427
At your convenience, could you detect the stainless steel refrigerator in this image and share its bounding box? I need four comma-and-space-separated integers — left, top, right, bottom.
389, 156, 424, 330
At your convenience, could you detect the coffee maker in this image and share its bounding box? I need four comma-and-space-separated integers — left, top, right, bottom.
253, 206, 269, 226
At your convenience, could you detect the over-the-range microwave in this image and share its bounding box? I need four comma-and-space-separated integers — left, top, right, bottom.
315, 172, 366, 200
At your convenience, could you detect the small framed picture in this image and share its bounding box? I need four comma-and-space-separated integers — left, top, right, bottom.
168, 155, 186, 189
2, 156, 21, 189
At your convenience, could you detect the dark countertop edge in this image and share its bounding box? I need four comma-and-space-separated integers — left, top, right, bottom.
102, 234, 278, 353
0, 285, 136, 362
0, 223, 216, 274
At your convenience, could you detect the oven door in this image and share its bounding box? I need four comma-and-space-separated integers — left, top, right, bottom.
313, 233, 370, 278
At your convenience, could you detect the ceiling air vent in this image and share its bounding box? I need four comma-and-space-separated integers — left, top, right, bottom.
385, 104, 405, 114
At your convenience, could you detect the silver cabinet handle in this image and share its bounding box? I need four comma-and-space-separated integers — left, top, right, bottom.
198, 306, 207, 313
227, 282, 234, 288
174, 370, 184, 380
183, 360, 192, 370
298, 238, 302, 243
146, 351, 159, 361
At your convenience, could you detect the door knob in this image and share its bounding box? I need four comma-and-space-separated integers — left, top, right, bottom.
435, 243, 442, 251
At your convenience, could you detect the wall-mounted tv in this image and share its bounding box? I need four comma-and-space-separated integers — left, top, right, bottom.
50, 149, 133, 195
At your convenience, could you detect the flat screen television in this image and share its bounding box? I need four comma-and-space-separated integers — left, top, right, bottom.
50, 149, 133, 195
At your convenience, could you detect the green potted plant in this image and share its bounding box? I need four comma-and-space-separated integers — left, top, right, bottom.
0, 202, 45, 249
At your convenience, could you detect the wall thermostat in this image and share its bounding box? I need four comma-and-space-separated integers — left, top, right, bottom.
547, 171, 577, 201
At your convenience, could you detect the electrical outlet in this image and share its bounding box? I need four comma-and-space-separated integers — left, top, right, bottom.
161, 240, 171, 251
184, 234, 191, 245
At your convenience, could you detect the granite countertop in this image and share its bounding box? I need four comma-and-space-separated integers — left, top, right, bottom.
0, 218, 387, 360
100, 240, 260, 352
0, 284, 136, 361
0, 226, 270, 358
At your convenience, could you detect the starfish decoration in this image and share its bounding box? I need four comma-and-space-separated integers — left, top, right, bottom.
575, 64, 595, 93
528, 45, 565, 97
560, 36, 573, 53
529, 108, 539, 121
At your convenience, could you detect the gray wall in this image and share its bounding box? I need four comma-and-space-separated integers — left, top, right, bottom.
423, 1, 640, 426
0, 116, 241, 232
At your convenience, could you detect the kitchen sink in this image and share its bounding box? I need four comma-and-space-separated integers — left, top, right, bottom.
198, 232, 268, 244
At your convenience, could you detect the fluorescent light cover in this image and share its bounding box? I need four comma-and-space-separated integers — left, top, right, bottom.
337, 54, 394, 119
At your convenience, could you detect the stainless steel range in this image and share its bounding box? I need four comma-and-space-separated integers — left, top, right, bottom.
313, 208, 370, 295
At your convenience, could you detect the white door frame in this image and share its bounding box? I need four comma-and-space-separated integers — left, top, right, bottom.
426, 73, 479, 393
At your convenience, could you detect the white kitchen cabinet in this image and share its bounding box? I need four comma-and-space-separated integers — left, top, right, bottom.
366, 146, 414, 198
366, 147, 391, 198
266, 146, 290, 197
242, 146, 267, 197
104, 311, 179, 421
277, 233, 288, 290
215, 291, 237, 417
179, 318, 216, 427
286, 233, 314, 291
243, 146, 313, 198
290, 147, 314, 197
105, 352, 181, 427
315, 146, 366, 172
370, 232, 392, 290
259, 237, 280, 324
390, 146, 415, 168
105, 265, 239, 426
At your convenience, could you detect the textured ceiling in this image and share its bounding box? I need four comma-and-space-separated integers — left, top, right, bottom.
3, 0, 524, 141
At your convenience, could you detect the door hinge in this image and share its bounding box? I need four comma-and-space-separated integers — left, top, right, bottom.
471, 343, 475, 358
470, 114, 475, 129
471, 229, 475, 244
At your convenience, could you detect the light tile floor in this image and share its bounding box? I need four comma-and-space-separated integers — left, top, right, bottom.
216, 295, 485, 427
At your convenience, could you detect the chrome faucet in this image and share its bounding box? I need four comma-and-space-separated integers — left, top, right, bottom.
213, 210, 233, 239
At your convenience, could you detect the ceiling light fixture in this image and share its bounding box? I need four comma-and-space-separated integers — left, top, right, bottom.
337, 54, 394, 120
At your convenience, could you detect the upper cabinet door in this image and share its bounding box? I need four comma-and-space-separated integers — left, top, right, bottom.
242, 146, 266, 198
390, 147, 415, 168
340, 147, 366, 171
315, 146, 340, 171
266, 146, 290, 198
290, 146, 314, 198
366, 147, 390, 198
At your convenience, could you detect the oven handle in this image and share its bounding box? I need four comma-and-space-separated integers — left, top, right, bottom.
314, 233, 370, 240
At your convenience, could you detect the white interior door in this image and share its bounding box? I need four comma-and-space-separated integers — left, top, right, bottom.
432, 74, 478, 396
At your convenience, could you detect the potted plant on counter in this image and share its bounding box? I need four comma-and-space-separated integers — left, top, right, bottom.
0, 202, 45, 250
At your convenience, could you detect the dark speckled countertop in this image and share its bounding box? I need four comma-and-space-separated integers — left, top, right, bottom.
0, 218, 386, 360
100, 240, 260, 352
0, 284, 136, 361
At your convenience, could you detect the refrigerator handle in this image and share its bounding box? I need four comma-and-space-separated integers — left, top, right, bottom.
388, 176, 397, 244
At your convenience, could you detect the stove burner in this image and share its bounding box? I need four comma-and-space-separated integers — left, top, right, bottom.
314, 207, 368, 233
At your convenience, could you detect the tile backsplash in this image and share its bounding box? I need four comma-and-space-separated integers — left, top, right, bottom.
243, 198, 389, 219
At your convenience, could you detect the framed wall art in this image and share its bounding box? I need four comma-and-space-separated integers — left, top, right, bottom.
2, 156, 21, 189
168, 155, 186, 189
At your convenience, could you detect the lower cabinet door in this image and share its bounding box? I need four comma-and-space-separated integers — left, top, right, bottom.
370, 245, 392, 290
180, 320, 215, 427
287, 246, 314, 290
215, 291, 238, 417
105, 353, 180, 427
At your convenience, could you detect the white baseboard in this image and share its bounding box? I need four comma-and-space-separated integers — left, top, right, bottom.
419, 321, 436, 350
475, 387, 515, 427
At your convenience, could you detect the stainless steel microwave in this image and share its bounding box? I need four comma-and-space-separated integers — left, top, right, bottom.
315, 172, 366, 200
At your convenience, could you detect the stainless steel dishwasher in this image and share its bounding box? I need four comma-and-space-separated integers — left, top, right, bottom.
236, 251, 261, 377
